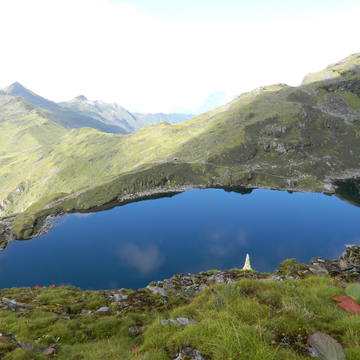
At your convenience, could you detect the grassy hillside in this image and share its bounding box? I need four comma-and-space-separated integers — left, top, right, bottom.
133, 112, 194, 126
1, 53, 360, 239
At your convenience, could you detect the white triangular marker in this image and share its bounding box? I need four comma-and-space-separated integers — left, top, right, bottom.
242, 253, 253, 271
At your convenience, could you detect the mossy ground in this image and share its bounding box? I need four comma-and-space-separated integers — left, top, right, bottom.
1, 276, 359, 359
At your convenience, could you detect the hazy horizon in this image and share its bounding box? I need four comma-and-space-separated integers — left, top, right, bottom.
1, 0, 359, 113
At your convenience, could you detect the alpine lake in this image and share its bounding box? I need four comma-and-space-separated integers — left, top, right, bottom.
1, 186, 359, 290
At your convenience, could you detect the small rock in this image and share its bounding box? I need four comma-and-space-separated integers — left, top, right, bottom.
96, 306, 109, 313
39, 344, 57, 356
113, 293, 128, 302
80, 309, 92, 315
309, 264, 329, 276
146, 286, 167, 297
128, 326, 145, 337
161, 318, 196, 326
174, 347, 205, 360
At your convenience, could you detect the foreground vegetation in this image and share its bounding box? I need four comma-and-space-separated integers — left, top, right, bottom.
0, 274, 359, 359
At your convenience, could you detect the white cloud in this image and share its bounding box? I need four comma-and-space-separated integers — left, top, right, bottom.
0, 0, 359, 113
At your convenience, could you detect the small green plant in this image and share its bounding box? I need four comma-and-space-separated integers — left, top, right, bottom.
34, 334, 60, 346
222, 283, 241, 298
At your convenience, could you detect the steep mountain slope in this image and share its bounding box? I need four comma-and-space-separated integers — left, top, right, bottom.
58, 96, 138, 133
1, 53, 360, 241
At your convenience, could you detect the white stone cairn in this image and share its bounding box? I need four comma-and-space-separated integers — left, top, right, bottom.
242, 253, 253, 271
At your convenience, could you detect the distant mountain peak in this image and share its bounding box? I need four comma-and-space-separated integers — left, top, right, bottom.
74, 95, 88, 101
3, 82, 58, 110
5, 81, 29, 94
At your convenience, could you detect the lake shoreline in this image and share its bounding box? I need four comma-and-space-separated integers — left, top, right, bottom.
0, 181, 338, 249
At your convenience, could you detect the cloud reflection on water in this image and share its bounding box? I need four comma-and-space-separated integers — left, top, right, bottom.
117, 242, 163, 275
207, 228, 248, 258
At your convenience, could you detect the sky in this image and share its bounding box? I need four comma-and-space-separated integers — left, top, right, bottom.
0, 0, 359, 114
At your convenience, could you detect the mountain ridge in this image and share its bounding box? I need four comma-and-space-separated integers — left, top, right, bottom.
2, 82, 194, 133
1, 53, 360, 242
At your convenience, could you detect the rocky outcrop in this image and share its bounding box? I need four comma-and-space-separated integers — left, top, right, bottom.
146, 269, 269, 299
309, 245, 360, 281
0, 298, 38, 312
0, 220, 15, 250
0, 180, 31, 216
277, 245, 360, 281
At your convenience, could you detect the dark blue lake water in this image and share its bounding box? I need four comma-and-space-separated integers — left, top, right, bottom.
0, 189, 359, 290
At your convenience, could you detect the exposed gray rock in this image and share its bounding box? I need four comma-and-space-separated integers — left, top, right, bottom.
161, 318, 196, 326
0, 298, 38, 312
39, 344, 58, 356
308, 264, 329, 276
147, 270, 267, 299
128, 326, 145, 337
146, 285, 167, 297
309, 245, 360, 280
80, 309, 92, 315
173, 347, 206, 360
112, 293, 128, 302
96, 306, 109, 313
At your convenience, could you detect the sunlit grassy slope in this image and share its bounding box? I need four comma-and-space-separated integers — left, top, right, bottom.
1, 54, 360, 235
0, 277, 359, 359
